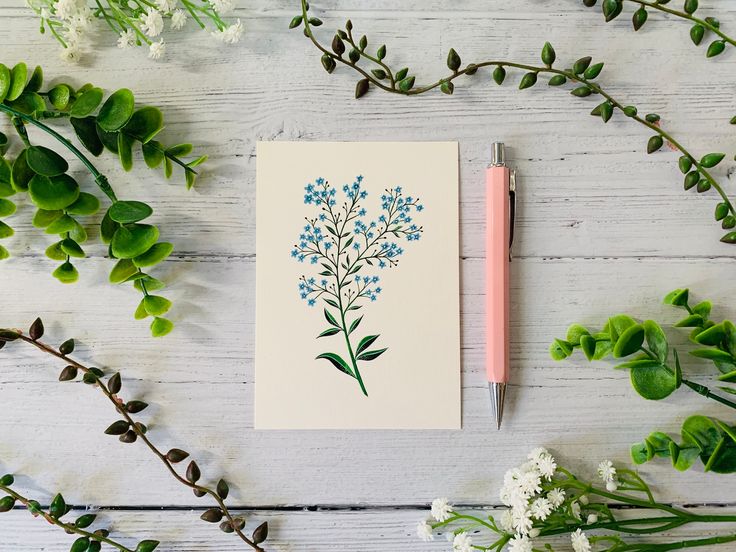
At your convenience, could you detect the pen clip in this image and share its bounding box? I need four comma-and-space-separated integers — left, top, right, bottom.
508, 169, 516, 261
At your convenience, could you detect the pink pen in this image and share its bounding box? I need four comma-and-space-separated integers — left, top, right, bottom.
486, 142, 516, 430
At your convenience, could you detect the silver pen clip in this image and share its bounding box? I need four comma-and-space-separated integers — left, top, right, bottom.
509, 169, 516, 261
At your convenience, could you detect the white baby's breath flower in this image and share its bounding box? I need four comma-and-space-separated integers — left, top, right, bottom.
571, 528, 592, 552
140, 8, 164, 37
416, 520, 433, 542
536, 453, 557, 481
527, 447, 548, 462
148, 39, 166, 60
606, 480, 619, 492
586, 513, 598, 524
518, 470, 542, 497
597, 460, 617, 483
452, 532, 473, 552
59, 43, 81, 63
508, 534, 533, 552
212, 19, 243, 44
430, 498, 452, 522
171, 9, 187, 29
117, 28, 136, 49
512, 506, 533, 536
155, 0, 177, 12
547, 488, 566, 509
54, 0, 80, 20
570, 500, 581, 520
499, 508, 514, 533
209, 0, 233, 14
529, 497, 552, 521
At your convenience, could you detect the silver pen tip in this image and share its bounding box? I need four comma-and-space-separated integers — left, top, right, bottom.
489, 382, 506, 430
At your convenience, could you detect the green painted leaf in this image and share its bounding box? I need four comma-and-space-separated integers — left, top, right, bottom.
70, 87, 103, 118
124, 106, 164, 143
0, 198, 16, 217
109, 200, 153, 223
144, 295, 172, 316
6, 62, 27, 102
97, 88, 135, 131
133, 242, 173, 267
111, 224, 159, 259
317, 327, 341, 337
356, 335, 379, 355
28, 174, 80, 211
26, 145, 69, 177
357, 347, 387, 361
349, 315, 363, 334
70, 116, 104, 157
51, 261, 79, 284
66, 192, 100, 216
150, 317, 174, 338
316, 352, 353, 375
630, 362, 677, 400
324, 308, 339, 327
643, 320, 668, 362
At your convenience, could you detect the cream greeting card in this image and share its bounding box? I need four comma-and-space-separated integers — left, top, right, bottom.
255, 142, 460, 429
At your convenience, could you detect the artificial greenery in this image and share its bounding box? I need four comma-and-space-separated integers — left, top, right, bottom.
551, 288, 736, 474
579, 0, 735, 59
290, 1, 736, 244
0, 475, 159, 552
0, 319, 268, 551
418, 449, 736, 552
0, 62, 207, 337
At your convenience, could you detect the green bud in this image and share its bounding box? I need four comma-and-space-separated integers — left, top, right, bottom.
541, 42, 556, 66
572, 56, 592, 74
707, 40, 726, 58
440, 80, 454, 95
647, 135, 664, 154
548, 75, 567, 86
518, 72, 538, 90
447, 48, 461, 72
492, 66, 506, 85
633, 7, 648, 30
690, 24, 705, 45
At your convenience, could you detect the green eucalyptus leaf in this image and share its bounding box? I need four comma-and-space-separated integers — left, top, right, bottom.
144, 295, 172, 316
60, 238, 85, 258
70, 87, 103, 118
0, 64, 10, 102
613, 324, 645, 358
664, 288, 689, 306
133, 242, 173, 267
694, 323, 726, 346
643, 320, 668, 363
33, 209, 63, 228
26, 146, 69, 177
150, 317, 173, 338
109, 258, 137, 283
0, 198, 16, 217
566, 324, 589, 346
6, 62, 27, 102
25, 65, 43, 92
0, 220, 13, 239
118, 132, 134, 171
109, 201, 153, 223
7, 91, 45, 116
579, 335, 596, 360
48, 84, 72, 110
111, 223, 159, 259
66, 192, 100, 216
45, 241, 66, 261
52, 261, 78, 283
142, 141, 165, 168
46, 214, 76, 234
100, 209, 119, 244
28, 174, 80, 211
70, 116, 104, 157
630, 362, 677, 400
97, 88, 135, 131
96, 124, 119, 154
550, 338, 573, 360
124, 106, 164, 143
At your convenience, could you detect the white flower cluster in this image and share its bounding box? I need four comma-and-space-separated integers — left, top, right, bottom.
597, 459, 619, 492
28, 0, 243, 63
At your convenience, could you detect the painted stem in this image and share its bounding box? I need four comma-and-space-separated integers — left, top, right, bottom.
339, 298, 367, 395
4, 332, 264, 552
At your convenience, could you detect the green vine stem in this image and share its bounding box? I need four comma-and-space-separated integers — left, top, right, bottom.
581, 0, 736, 57
0, 481, 147, 552
292, 1, 736, 244
0, 321, 268, 551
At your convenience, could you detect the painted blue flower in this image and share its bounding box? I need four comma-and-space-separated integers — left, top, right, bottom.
316, 177, 325, 185
308, 298, 316, 306
357, 175, 364, 182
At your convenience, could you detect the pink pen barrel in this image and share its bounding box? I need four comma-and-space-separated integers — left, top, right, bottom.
485, 164, 510, 385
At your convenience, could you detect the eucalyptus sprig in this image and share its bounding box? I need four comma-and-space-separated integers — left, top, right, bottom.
291, 1, 736, 244
0, 319, 269, 551
0, 62, 208, 336
551, 287, 736, 473
580, 0, 735, 60
0, 475, 159, 552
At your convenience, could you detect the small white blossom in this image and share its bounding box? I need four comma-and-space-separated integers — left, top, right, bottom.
155, 0, 177, 12
415, 520, 433, 542
148, 39, 166, 60
54, 0, 81, 20
171, 9, 187, 30
547, 488, 566, 509
59, 43, 81, 63
212, 19, 243, 44
140, 8, 164, 37
606, 480, 619, 492
209, 0, 233, 14
571, 528, 592, 552
499, 509, 514, 533
117, 28, 136, 49
430, 498, 452, 522
518, 470, 542, 496
508, 534, 533, 552
529, 497, 552, 521
570, 501, 581, 520
452, 532, 473, 552
586, 513, 598, 524
597, 460, 617, 483
536, 454, 557, 480
512, 506, 533, 536
527, 447, 549, 462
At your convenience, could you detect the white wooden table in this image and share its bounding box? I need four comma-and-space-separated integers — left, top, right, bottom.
2, 1, 736, 550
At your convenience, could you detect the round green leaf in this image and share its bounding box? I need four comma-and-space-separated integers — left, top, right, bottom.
643, 320, 668, 362
66, 192, 100, 216
0, 244, 8, 260
109, 258, 137, 283
0, 63, 10, 102
28, 174, 80, 210
124, 106, 164, 143
111, 223, 159, 259
7, 91, 45, 116
70, 116, 104, 157
630, 362, 677, 400
142, 141, 165, 168
52, 261, 79, 284
6, 62, 27, 102
33, 209, 63, 228
144, 295, 172, 316
97, 88, 135, 131
0, 157, 12, 197
48, 84, 72, 110
60, 238, 85, 258
25, 65, 43, 92
70, 87, 103, 118
150, 317, 174, 338
45, 214, 76, 235
45, 241, 67, 261
26, 145, 69, 177
0, 198, 16, 217
0, 220, 13, 239
550, 338, 572, 360
109, 200, 153, 223
133, 242, 173, 267
11, 149, 34, 191
613, 324, 645, 358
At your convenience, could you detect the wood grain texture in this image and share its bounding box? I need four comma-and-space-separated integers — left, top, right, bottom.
1, 0, 736, 550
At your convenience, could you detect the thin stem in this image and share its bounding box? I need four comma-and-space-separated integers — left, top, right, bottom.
0, 485, 134, 552
10, 333, 264, 552
0, 104, 117, 203
298, 2, 736, 225
629, 0, 736, 49
682, 379, 736, 410
339, 294, 366, 395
